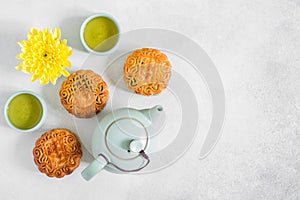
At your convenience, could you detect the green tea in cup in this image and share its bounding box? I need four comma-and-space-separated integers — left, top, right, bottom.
80, 13, 120, 55
4, 91, 47, 132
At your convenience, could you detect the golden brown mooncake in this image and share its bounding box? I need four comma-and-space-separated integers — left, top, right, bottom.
59, 69, 109, 118
123, 48, 172, 96
33, 128, 82, 178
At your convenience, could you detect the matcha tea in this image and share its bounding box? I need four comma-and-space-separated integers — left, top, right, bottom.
7, 93, 43, 130
83, 16, 119, 52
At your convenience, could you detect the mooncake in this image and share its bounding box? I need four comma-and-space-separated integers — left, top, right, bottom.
59, 69, 109, 118
124, 48, 172, 96
33, 128, 82, 178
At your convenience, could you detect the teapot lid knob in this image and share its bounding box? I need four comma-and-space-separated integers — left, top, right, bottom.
129, 139, 145, 153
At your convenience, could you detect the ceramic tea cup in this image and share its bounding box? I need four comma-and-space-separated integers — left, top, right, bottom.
80, 13, 120, 55
4, 91, 47, 133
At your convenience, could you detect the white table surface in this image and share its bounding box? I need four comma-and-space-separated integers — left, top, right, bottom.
0, 0, 299, 199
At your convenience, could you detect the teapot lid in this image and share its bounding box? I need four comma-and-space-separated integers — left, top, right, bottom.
91, 114, 151, 173
104, 117, 149, 160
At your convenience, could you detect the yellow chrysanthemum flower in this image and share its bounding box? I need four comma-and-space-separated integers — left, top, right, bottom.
16, 28, 73, 85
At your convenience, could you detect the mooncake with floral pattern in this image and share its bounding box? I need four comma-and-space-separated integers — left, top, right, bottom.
124, 48, 172, 96
59, 69, 109, 118
33, 128, 82, 178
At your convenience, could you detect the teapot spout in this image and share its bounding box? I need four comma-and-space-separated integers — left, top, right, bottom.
140, 105, 165, 134
140, 105, 164, 122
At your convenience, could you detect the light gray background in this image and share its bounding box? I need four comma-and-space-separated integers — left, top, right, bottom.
0, 0, 299, 199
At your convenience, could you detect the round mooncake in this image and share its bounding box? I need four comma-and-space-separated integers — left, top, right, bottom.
33, 128, 82, 178
124, 48, 172, 96
59, 69, 109, 118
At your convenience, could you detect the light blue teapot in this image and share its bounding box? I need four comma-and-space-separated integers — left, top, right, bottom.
82, 105, 165, 181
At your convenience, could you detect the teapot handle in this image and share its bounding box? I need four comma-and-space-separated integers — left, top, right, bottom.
82, 150, 150, 181
81, 155, 108, 181
100, 150, 150, 173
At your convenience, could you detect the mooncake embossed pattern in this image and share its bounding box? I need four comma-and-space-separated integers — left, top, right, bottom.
59, 69, 109, 118
124, 48, 172, 96
33, 128, 82, 178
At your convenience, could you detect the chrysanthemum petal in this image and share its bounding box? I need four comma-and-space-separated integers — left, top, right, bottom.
15, 63, 23, 70
31, 74, 39, 82
61, 68, 70, 77
64, 60, 72, 68
50, 76, 57, 85
54, 28, 61, 41
16, 54, 22, 60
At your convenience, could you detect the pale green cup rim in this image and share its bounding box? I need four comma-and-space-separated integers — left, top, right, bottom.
80, 13, 121, 55
4, 91, 47, 133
